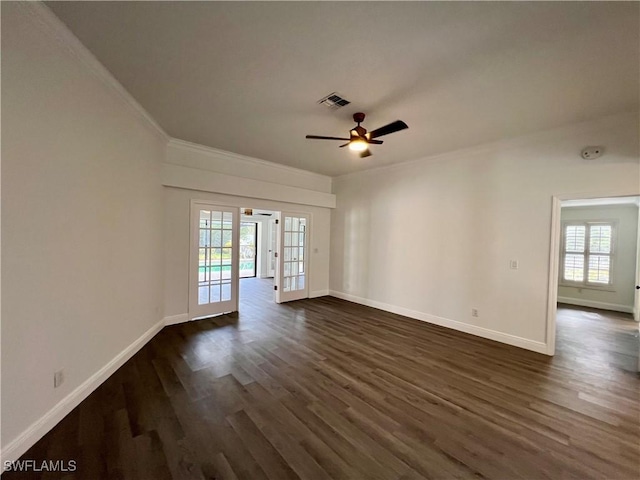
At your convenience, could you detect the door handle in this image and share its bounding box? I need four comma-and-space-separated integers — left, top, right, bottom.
636, 285, 640, 290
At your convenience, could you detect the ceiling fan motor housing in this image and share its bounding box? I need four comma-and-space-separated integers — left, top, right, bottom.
353, 112, 366, 124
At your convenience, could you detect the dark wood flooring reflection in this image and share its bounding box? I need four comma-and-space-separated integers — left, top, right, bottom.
5, 280, 639, 479
556, 303, 639, 373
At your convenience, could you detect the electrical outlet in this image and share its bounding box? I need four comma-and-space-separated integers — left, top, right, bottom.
54, 369, 64, 388
471, 309, 479, 317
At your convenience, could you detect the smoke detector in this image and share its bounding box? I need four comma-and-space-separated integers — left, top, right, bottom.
581, 146, 604, 160
317, 92, 351, 109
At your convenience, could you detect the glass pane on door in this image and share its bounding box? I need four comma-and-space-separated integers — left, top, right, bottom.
198, 207, 233, 305
282, 216, 306, 293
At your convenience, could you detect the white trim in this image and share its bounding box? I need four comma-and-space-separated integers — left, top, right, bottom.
163, 313, 189, 326
168, 138, 331, 185
562, 196, 640, 208
162, 163, 336, 209
310, 290, 329, 298
329, 291, 548, 355
546, 190, 640, 356
21, 2, 168, 142
1, 319, 165, 468
546, 197, 562, 355
557, 297, 633, 314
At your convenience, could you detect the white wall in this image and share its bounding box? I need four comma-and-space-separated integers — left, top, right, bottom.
558, 204, 639, 312
167, 139, 332, 193
1, 2, 166, 460
164, 188, 331, 320
330, 112, 639, 353
164, 139, 335, 209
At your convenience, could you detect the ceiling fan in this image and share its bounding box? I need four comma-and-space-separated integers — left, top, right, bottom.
305, 112, 408, 158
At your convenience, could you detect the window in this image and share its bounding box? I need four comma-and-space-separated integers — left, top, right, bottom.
561, 221, 615, 287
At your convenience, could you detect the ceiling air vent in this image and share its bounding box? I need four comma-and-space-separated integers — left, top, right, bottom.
317, 92, 351, 109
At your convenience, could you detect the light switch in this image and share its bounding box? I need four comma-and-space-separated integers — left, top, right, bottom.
510, 260, 519, 270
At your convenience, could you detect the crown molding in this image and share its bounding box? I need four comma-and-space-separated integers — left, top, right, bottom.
162, 163, 336, 209
167, 138, 332, 182
21, 1, 169, 142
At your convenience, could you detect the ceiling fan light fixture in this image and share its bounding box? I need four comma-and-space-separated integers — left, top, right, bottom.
348, 138, 368, 152
305, 112, 408, 159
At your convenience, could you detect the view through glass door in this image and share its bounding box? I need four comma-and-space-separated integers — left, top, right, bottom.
275, 212, 309, 303
189, 202, 239, 319
240, 222, 257, 278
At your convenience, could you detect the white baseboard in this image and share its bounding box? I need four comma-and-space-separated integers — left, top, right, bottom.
329, 290, 548, 355
557, 297, 633, 314
1, 319, 165, 468
163, 313, 189, 325
310, 289, 329, 298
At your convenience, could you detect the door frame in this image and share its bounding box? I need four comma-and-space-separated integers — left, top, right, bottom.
239, 220, 258, 279
546, 189, 640, 355
189, 200, 240, 319
267, 218, 277, 278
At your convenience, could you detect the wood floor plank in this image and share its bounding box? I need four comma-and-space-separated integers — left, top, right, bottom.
4, 281, 639, 479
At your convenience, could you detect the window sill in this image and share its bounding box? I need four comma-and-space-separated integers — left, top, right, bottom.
559, 283, 615, 293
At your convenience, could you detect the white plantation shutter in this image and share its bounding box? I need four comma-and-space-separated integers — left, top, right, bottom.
561, 222, 614, 286
565, 225, 586, 252
587, 224, 612, 284
563, 225, 586, 282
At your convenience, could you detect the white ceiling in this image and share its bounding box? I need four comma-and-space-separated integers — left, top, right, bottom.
47, 1, 639, 177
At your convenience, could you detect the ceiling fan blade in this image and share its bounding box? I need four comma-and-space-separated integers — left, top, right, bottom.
367, 139, 383, 145
306, 135, 350, 141
339, 142, 350, 148
359, 149, 372, 158
368, 120, 409, 139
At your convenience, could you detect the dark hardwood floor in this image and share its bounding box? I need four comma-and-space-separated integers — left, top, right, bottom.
556, 303, 639, 374
4, 279, 639, 479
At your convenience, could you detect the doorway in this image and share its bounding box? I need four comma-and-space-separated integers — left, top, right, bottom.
239, 221, 257, 278
189, 203, 313, 321
547, 195, 639, 371
238, 207, 278, 310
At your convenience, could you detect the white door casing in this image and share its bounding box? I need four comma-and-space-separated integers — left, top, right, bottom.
189, 202, 239, 319
634, 205, 640, 322
268, 218, 277, 278
275, 213, 310, 303
635, 205, 639, 372
547, 190, 640, 356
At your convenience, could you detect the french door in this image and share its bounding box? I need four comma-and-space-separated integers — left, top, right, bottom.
275, 212, 309, 303
189, 202, 239, 319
